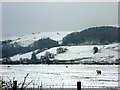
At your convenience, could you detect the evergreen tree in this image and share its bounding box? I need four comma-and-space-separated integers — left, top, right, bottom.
31, 52, 38, 63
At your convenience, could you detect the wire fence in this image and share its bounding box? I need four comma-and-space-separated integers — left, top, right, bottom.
1, 80, 119, 90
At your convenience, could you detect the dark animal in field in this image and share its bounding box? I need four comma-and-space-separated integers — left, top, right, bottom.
7, 66, 10, 68
96, 70, 101, 75
66, 66, 68, 68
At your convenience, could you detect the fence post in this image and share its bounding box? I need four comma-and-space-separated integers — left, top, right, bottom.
77, 81, 81, 90
13, 81, 17, 90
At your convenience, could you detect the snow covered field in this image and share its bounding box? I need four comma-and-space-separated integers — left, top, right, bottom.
9, 43, 118, 64
0, 64, 119, 88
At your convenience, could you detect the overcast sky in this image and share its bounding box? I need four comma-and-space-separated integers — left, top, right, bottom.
2, 2, 118, 38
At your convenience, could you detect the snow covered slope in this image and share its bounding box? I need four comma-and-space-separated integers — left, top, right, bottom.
9, 31, 73, 47
36, 43, 118, 63
10, 43, 118, 64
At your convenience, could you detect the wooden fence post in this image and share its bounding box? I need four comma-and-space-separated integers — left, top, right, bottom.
13, 81, 17, 90
77, 81, 81, 90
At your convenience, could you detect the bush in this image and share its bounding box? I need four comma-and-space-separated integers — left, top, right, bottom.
56, 47, 68, 54
93, 47, 98, 54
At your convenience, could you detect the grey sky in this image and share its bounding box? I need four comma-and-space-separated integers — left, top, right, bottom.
2, 2, 118, 37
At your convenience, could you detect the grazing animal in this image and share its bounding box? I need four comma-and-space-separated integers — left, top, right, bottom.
96, 70, 101, 75
7, 66, 10, 68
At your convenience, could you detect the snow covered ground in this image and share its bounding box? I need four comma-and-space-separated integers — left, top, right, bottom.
9, 31, 73, 47
1, 29, 119, 64
0, 64, 119, 88
10, 43, 118, 64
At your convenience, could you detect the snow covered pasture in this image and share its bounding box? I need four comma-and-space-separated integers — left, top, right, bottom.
0, 64, 119, 88
10, 43, 118, 64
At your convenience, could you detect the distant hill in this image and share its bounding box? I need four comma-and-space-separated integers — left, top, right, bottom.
2, 43, 119, 64
9, 31, 72, 47
1, 38, 59, 58
62, 26, 119, 45
1, 31, 71, 58
1, 26, 119, 61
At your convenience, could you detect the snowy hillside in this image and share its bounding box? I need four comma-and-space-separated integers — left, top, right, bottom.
1, 26, 119, 64
10, 43, 118, 64
33, 43, 118, 63
9, 31, 73, 47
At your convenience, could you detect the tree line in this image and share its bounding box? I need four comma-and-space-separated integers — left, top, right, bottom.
62, 26, 119, 45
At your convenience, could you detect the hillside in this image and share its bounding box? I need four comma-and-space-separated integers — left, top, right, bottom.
10, 31, 73, 47
1, 26, 119, 64
62, 26, 119, 45
3, 43, 118, 64
1, 31, 74, 58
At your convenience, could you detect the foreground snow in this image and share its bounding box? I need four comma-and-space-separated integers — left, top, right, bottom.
0, 64, 119, 88
10, 43, 118, 63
